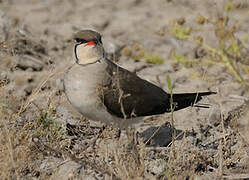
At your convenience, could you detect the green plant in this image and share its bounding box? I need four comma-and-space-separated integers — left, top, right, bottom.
170, 21, 191, 40
169, 12, 249, 84
34, 106, 65, 141
145, 54, 164, 64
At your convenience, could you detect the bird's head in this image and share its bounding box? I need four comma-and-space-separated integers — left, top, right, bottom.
73, 30, 104, 65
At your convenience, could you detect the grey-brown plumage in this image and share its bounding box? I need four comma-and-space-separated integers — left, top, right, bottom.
64, 29, 216, 128
100, 60, 215, 119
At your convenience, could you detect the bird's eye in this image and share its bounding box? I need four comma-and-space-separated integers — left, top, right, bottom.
75, 38, 81, 43
75, 38, 87, 43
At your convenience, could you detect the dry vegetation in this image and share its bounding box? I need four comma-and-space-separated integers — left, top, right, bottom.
0, 0, 249, 179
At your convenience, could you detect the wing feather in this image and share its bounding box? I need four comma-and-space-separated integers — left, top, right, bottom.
99, 60, 169, 118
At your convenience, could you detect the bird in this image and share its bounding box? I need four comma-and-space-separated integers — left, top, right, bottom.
63, 29, 216, 129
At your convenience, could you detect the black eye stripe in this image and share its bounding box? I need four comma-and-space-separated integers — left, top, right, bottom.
74, 38, 102, 44
75, 38, 87, 44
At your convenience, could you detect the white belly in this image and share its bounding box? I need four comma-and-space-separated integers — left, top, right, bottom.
64, 63, 114, 124
64, 62, 142, 128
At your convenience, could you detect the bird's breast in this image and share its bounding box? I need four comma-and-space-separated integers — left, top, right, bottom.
64, 62, 109, 119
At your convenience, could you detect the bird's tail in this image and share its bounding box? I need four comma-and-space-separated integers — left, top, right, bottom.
170, 91, 216, 111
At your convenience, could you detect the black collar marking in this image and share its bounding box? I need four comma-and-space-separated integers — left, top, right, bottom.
74, 43, 80, 64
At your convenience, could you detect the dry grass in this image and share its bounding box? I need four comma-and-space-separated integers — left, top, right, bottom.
0, 1, 249, 179
100, 139, 146, 179
0, 90, 32, 178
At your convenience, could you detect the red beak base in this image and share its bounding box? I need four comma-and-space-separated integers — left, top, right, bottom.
84, 41, 96, 46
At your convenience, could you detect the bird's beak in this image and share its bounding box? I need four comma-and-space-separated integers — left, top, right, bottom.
84, 41, 96, 46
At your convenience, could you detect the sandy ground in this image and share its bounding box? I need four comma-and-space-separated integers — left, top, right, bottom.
0, 0, 249, 179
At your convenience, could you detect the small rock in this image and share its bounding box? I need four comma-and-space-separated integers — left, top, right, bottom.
140, 123, 182, 147
0, 11, 11, 42
208, 106, 221, 126
50, 160, 81, 180
32, 137, 39, 143
146, 159, 167, 175
16, 55, 44, 71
